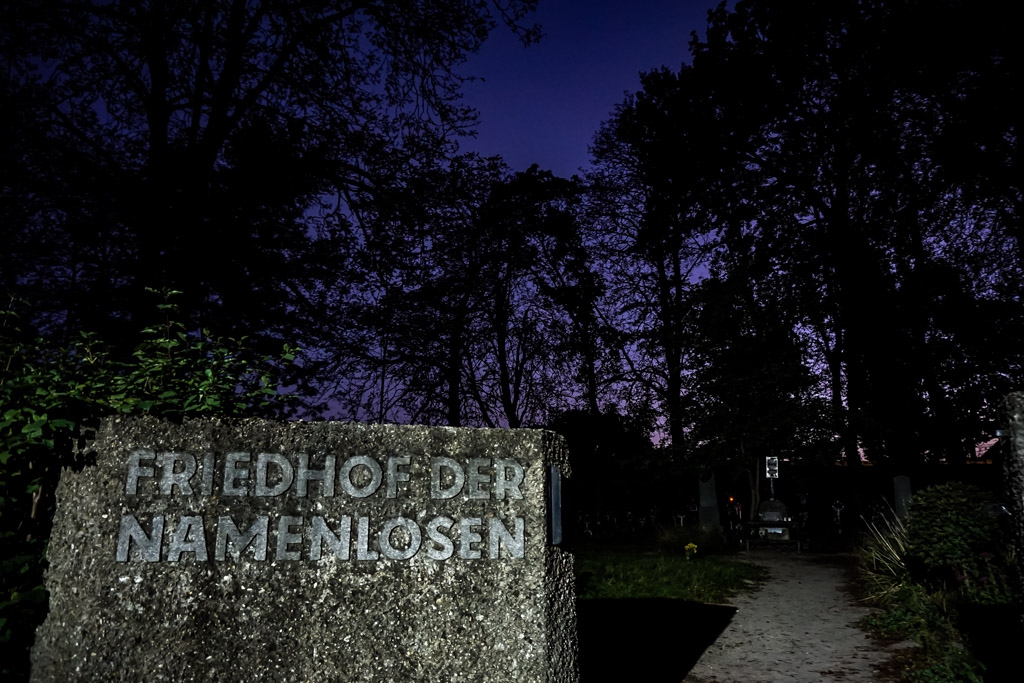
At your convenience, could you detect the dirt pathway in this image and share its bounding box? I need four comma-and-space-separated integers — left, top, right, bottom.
683, 548, 906, 683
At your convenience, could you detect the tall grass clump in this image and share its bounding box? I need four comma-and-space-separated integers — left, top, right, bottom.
859, 503, 911, 605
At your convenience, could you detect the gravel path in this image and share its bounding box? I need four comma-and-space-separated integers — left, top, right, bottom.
683, 548, 906, 683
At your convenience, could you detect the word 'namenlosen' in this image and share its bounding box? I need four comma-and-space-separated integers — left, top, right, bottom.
116, 513, 525, 563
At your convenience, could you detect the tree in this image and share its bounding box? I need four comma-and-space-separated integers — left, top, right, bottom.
0, 1, 540, 376
680, 267, 835, 515
335, 156, 611, 428
694, 0, 1024, 465
587, 42, 771, 454
586, 0, 1024, 468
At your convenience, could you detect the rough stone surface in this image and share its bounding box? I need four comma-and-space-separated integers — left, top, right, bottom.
31, 416, 577, 683
1003, 392, 1024, 602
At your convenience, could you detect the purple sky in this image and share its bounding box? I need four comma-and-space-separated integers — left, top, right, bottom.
458, 1, 716, 178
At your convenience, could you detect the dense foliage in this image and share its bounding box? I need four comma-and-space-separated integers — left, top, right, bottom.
589, 0, 1024, 469
906, 483, 1012, 598
2, 1, 1022, 485
859, 484, 1017, 682
0, 292, 295, 679
1, 0, 539, 405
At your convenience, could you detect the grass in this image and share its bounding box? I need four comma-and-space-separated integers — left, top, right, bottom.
574, 544, 769, 603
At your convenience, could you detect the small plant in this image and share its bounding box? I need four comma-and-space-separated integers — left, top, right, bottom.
654, 524, 731, 556
685, 542, 698, 561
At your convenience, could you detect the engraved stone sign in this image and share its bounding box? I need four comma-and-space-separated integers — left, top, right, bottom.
31, 416, 577, 682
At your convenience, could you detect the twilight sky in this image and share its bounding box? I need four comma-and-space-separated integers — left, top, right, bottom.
458, 1, 717, 178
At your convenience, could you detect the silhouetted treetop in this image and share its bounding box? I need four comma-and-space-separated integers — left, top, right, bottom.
1, 0, 539, 352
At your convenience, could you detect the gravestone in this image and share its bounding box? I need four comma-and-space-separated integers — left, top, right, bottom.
698, 472, 721, 532
31, 416, 577, 683
893, 475, 912, 521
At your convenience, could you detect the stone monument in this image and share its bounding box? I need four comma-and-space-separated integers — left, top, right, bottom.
893, 475, 912, 521
31, 416, 577, 682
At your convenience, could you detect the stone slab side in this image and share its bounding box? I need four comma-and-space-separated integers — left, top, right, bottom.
1004, 393, 1024, 605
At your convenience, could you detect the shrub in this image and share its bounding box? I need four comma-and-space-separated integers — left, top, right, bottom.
857, 485, 1014, 683
906, 482, 1009, 599
0, 291, 297, 680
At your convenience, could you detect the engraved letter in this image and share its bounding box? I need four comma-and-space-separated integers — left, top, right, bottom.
167, 515, 208, 562
339, 455, 382, 498
125, 449, 155, 495
493, 459, 525, 500
355, 517, 379, 560
116, 514, 164, 562
275, 515, 304, 560
296, 453, 336, 497
310, 516, 351, 561
378, 517, 421, 560
466, 458, 491, 500
199, 452, 215, 496
256, 453, 294, 497
222, 452, 251, 496
430, 457, 465, 499
215, 516, 269, 561
385, 455, 411, 498
488, 516, 525, 559
425, 516, 455, 561
459, 517, 483, 559
157, 452, 196, 495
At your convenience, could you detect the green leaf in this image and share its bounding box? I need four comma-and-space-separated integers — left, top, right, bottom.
21, 418, 48, 434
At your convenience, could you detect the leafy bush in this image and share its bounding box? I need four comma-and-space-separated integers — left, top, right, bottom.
0, 291, 296, 680
906, 482, 1011, 600
858, 485, 1016, 683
